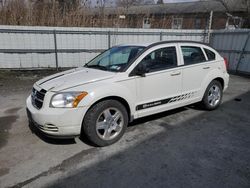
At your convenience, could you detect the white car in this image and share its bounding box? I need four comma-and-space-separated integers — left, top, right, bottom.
26, 41, 229, 146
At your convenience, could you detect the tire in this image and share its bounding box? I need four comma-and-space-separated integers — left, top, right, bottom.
201, 80, 223, 110
82, 100, 128, 147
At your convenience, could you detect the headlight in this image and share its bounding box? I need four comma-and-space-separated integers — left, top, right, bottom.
50, 92, 88, 108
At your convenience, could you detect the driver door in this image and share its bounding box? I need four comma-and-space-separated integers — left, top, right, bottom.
133, 45, 182, 118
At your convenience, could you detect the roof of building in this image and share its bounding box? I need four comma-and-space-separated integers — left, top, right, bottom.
89, 0, 247, 15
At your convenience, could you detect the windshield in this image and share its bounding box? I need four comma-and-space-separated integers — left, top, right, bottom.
84, 46, 145, 72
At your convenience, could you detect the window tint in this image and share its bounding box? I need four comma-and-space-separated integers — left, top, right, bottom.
204, 48, 216, 61
140, 46, 177, 72
181, 46, 206, 65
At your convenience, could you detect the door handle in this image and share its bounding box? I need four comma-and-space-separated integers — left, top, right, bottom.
171, 72, 181, 76
203, 66, 210, 69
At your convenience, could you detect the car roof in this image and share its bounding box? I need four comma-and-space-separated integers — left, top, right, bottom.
117, 40, 210, 48
116, 43, 151, 47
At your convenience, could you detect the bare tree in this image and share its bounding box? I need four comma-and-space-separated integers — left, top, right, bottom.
0, 0, 7, 7
215, 0, 250, 28
157, 0, 164, 4
81, 0, 91, 7
96, 0, 111, 7
57, 0, 80, 11
243, 0, 250, 27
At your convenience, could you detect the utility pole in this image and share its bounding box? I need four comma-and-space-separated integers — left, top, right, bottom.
207, 10, 213, 43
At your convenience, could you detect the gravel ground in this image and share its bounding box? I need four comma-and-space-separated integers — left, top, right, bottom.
0, 70, 250, 188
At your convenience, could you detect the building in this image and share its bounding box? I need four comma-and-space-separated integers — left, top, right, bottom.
87, 0, 249, 29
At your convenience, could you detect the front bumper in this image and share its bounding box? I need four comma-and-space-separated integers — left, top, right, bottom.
26, 95, 88, 137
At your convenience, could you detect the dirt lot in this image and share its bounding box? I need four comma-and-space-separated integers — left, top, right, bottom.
0, 70, 250, 188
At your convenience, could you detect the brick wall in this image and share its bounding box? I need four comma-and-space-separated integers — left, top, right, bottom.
89, 12, 246, 30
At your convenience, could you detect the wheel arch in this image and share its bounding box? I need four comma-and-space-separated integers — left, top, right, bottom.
201, 76, 225, 100
213, 77, 224, 90
200, 77, 224, 110
85, 95, 132, 122
200, 67, 226, 97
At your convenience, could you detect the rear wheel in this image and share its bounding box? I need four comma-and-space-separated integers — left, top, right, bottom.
201, 80, 223, 110
82, 100, 128, 146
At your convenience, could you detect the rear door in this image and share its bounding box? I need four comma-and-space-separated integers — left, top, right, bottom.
178, 44, 217, 103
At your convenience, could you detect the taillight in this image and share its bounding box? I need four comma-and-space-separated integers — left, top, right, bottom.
223, 57, 228, 70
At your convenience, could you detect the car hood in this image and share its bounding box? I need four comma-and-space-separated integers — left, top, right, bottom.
36, 67, 116, 91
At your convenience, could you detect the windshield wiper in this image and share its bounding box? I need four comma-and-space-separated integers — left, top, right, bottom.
84, 64, 108, 71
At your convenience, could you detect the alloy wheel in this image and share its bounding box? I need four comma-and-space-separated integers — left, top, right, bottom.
95, 108, 124, 140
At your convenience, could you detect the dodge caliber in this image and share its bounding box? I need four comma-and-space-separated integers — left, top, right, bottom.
26, 41, 229, 146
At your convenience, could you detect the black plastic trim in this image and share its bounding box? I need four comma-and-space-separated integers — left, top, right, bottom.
136, 98, 172, 111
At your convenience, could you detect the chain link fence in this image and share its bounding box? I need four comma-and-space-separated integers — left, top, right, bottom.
1, 25, 250, 75
0, 25, 207, 69
210, 30, 250, 74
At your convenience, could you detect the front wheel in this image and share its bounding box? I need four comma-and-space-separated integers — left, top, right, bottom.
201, 80, 223, 110
82, 100, 128, 146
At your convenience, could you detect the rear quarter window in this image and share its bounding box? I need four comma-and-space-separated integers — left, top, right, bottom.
181, 46, 206, 65
204, 48, 216, 61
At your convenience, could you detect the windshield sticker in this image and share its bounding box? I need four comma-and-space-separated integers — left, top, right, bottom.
110, 65, 121, 70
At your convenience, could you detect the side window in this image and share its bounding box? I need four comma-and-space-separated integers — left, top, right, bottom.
204, 48, 216, 61
140, 46, 177, 72
181, 46, 206, 65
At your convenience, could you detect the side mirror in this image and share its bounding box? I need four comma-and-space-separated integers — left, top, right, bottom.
135, 63, 148, 77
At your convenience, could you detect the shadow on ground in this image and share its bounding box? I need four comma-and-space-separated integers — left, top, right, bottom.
35, 91, 250, 188
28, 103, 188, 146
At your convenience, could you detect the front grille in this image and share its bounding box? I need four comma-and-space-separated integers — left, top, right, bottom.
31, 88, 47, 109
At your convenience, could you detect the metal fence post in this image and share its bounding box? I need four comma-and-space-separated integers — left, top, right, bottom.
108, 31, 111, 49
208, 32, 212, 45
160, 32, 163, 41
236, 31, 250, 73
53, 30, 59, 71
207, 11, 213, 44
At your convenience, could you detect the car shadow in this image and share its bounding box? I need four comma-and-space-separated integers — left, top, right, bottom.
78, 106, 189, 147
42, 91, 250, 188
28, 106, 189, 146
